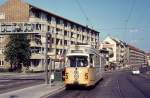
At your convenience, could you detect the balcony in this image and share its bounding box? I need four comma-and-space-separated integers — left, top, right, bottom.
0, 22, 48, 34
31, 53, 44, 59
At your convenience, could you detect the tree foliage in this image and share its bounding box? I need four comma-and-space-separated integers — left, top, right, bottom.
4, 34, 31, 71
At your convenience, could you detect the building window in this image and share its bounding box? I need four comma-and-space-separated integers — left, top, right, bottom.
60, 39, 62, 45
64, 31, 67, 36
82, 35, 85, 41
0, 36, 4, 43
64, 40, 67, 46
52, 38, 54, 44
64, 21, 67, 27
47, 15, 51, 23
77, 34, 80, 39
0, 12, 5, 19
0, 60, 4, 66
71, 32, 74, 38
56, 39, 59, 45
0, 48, 4, 54
71, 41, 74, 45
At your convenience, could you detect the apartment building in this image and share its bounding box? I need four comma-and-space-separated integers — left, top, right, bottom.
100, 36, 128, 69
147, 53, 150, 66
0, 0, 100, 71
127, 44, 147, 68
0, 36, 4, 68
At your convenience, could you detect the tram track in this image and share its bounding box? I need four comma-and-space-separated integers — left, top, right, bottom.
127, 75, 149, 98
116, 79, 124, 98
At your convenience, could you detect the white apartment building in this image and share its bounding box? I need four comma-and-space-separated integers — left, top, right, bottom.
0, 0, 100, 71
127, 45, 147, 68
100, 36, 128, 69
147, 53, 150, 66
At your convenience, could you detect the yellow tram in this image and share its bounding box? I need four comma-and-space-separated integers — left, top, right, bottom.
63, 45, 105, 87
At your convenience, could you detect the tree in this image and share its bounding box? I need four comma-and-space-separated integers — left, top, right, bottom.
4, 34, 31, 72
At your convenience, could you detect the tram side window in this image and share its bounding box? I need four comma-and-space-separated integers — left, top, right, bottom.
90, 54, 94, 67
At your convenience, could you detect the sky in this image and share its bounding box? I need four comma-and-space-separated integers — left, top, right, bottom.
0, 0, 150, 52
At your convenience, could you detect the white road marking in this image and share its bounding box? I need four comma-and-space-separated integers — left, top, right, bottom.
101, 77, 112, 87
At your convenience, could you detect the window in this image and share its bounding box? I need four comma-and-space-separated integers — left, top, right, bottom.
0, 48, 2, 54
64, 31, 67, 36
67, 56, 88, 67
77, 34, 80, 39
56, 39, 59, 45
90, 54, 94, 67
51, 38, 54, 44
82, 35, 85, 41
0, 12, 5, 19
47, 15, 51, 23
0, 60, 4, 66
71, 32, 74, 38
56, 18, 60, 24
0, 36, 4, 43
64, 40, 67, 46
34, 11, 40, 18
71, 41, 74, 44
60, 39, 62, 45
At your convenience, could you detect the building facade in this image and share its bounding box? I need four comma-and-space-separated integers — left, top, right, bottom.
146, 53, 150, 66
0, 0, 100, 71
100, 36, 128, 69
100, 36, 147, 69
127, 45, 147, 68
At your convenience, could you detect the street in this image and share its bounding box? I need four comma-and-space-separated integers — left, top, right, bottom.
0, 73, 45, 94
48, 70, 150, 98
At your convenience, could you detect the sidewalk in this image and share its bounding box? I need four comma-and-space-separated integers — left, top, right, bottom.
0, 72, 44, 76
0, 82, 65, 98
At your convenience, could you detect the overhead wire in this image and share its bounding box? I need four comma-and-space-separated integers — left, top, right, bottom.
75, 0, 93, 28
125, 0, 136, 33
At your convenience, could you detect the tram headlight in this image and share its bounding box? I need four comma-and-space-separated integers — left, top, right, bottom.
85, 73, 88, 80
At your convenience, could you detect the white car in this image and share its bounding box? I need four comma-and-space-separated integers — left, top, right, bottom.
132, 69, 140, 75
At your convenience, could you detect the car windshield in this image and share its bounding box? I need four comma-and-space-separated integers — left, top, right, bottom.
67, 56, 88, 67
132, 67, 139, 71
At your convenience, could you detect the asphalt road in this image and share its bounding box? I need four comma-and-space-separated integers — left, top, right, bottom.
0, 73, 45, 94
48, 70, 150, 98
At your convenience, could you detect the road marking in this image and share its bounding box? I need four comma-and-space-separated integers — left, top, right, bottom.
101, 77, 112, 87
116, 79, 124, 98
0, 84, 5, 87
0, 80, 11, 82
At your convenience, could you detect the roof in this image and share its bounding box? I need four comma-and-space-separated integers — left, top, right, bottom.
127, 44, 145, 54
147, 53, 150, 56
26, 1, 100, 34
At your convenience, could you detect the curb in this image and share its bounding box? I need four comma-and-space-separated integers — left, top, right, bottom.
40, 85, 65, 98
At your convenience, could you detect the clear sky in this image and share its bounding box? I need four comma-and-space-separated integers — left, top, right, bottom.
0, 0, 150, 52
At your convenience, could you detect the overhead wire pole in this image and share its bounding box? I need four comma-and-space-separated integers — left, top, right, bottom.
44, 32, 49, 84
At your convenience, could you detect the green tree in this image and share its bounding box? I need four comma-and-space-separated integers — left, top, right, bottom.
4, 34, 31, 72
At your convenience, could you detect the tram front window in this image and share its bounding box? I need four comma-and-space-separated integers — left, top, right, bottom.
67, 56, 88, 67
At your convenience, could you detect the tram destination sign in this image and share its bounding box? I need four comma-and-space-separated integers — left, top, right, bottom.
0, 22, 48, 35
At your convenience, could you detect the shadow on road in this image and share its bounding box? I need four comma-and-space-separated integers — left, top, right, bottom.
65, 78, 104, 91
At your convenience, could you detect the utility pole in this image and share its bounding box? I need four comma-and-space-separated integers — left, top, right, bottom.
45, 32, 49, 84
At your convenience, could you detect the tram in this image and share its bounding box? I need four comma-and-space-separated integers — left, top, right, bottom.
63, 44, 105, 87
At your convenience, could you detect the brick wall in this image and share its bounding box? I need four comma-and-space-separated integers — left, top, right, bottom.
0, 0, 29, 22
